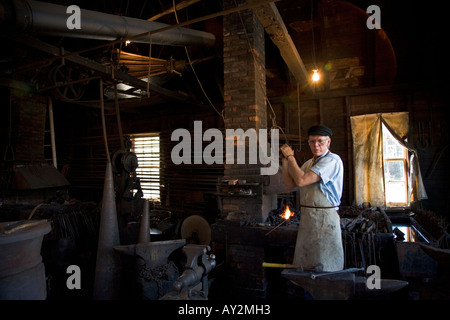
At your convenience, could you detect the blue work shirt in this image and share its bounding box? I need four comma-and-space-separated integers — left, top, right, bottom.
300, 152, 344, 207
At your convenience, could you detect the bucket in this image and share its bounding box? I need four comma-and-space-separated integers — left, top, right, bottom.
0, 220, 51, 300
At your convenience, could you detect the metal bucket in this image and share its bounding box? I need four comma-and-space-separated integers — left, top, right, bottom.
0, 220, 51, 300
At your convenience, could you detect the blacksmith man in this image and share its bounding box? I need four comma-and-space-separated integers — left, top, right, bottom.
280, 125, 344, 271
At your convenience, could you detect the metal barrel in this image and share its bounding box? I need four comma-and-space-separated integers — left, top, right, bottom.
0, 220, 51, 300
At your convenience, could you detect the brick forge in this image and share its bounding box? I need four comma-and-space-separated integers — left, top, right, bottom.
211, 0, 287, 299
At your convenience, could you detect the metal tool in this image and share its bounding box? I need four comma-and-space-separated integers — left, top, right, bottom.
161, 244, 216, 300
310, 267, 364, 280
114, 239, 186, 300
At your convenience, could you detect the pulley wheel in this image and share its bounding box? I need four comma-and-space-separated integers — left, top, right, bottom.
122, 151, 138, 173
111, 150, 125, 173
49, 64, 88, 101
180, 215, 211, 245
111, 150, 138, 173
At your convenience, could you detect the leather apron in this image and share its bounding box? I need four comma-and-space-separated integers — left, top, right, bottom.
292, 159, 344, 272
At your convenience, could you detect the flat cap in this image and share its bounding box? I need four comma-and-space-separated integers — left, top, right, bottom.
308, 125, 333, 137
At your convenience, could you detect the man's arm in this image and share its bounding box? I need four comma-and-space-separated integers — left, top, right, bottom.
285, 156, 321, 187
280, 144, 321, 188
282, 157, 297, 191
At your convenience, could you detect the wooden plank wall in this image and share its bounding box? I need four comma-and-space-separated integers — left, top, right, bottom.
56, 101, 225, 222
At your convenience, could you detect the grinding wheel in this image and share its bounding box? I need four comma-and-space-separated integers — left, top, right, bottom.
180, 215, 211, 245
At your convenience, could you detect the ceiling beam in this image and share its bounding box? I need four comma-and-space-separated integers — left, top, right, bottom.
11, 35, 204, 105
249, 0, 309, 84
148, 0, 201, 21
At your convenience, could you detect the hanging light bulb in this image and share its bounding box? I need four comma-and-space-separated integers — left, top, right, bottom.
312, 69, 320, 82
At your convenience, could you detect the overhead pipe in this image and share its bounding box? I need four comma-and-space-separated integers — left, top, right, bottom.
1, 0, 215, 46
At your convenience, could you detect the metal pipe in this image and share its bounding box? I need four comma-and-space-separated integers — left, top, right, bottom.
2, 0, 215, 46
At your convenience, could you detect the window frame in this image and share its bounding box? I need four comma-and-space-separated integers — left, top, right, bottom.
129, 133, 161, 203
381, 123, 410, 208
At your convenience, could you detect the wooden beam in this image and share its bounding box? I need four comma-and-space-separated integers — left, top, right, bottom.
249, 0, 309, 84
148, 0, 201, 21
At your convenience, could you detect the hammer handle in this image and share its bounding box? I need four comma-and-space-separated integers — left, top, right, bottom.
262, 262, 299, 269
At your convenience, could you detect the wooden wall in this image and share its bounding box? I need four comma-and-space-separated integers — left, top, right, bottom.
54, 100, 225, 222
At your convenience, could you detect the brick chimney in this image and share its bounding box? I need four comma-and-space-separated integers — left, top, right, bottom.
5, 90, 69, 205
221, 0, 275, 223
9, 90, 47, 164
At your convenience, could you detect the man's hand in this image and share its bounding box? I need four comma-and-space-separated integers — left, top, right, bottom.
280, 144, 294, 158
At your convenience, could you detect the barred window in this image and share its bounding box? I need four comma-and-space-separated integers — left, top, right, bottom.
130, 134, 160, 202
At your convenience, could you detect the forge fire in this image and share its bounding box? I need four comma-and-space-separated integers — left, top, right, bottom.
266, 203, 300, 227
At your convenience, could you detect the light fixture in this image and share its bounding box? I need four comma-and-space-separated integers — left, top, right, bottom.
125, 40, 131, 46
312, 69, 320, 82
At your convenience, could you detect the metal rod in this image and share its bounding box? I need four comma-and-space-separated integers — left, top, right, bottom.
265, 218, 288, 236
47, 97, 57, 168
310, 267, 364, 280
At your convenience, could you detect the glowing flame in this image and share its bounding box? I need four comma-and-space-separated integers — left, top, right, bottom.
280, 204, 294, 220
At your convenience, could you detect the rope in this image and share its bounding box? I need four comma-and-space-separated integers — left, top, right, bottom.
173, 0, 224, 120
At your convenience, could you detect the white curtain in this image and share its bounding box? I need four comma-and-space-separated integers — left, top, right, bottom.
350, 112, 427, 207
